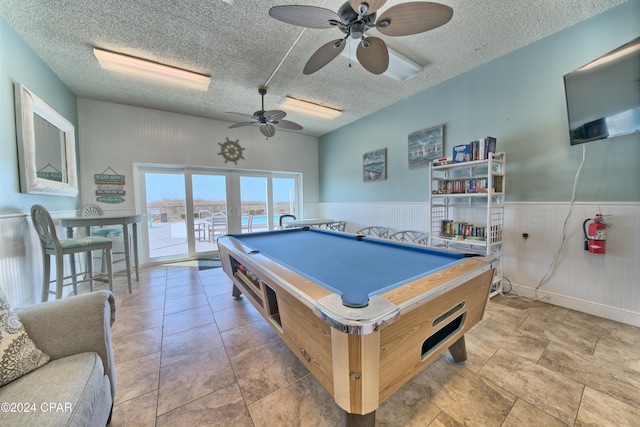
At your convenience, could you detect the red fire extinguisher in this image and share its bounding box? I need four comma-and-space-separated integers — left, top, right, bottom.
583, 214, 606, 254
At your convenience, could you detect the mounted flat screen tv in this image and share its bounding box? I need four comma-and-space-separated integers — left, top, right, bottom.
564, 37, 640, 145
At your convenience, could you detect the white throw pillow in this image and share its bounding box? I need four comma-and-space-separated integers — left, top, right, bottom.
0, 288, 50, 386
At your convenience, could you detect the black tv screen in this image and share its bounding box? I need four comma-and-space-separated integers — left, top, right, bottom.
564, 37, 640, 145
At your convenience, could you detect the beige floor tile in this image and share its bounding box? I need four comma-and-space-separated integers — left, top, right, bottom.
114, 352, 161, 404
220, 319, 280, 360
576, 387, 640, 427
111, 390, 158, 427
105, 266, 640, 427
416, 357, 516, 426
519, 313, 598, 356
112, 326, 163, 363
482, 297, 529, 326
232, 340, 309, 404
563, 310, 640, 346
157, 346, 236, 415
594, 335, 640, 373
156, 383, 253, 427
161, 322, 223, 366
248, 375, 340, 427
466, 316, 549, 362
117, 294, 166, 317
162, 304, 215, 336
375, 374, 442, 427
214, 300, 263, 332
165, 282, 204, 300
163, 291, 208, 315
428, 411, 463, 426
112, 307, 164, 337
502, 398, 568, 427
539, 341, 640, 410
479, 348, 583, 425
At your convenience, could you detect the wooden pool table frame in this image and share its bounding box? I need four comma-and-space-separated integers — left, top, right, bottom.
218, 232, 495, 426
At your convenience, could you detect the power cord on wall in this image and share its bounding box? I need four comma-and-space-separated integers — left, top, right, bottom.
502, 144, 587, 303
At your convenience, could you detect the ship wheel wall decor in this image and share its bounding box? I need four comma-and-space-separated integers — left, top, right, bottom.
218, 138, 245, 164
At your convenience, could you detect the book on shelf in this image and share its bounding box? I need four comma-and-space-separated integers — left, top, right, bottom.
484, 136, 497, 159
452, 144, 470, 163
450, 137, 497, 163
439, 220, 487, 241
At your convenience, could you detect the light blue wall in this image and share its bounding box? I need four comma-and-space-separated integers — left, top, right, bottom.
0, 18, 78, 215
319, 0, 640, 203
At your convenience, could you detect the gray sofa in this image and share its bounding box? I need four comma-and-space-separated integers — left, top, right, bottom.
0, 290, 116, 427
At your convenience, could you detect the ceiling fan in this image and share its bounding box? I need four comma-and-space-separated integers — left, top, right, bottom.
269, 1, 453, 75
226, 87, 303, 137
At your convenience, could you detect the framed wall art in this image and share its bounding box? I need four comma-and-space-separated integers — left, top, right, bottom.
363, 148, 387, 182
408, 124, 443, 169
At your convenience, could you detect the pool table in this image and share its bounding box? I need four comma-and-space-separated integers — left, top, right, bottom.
218, 227, 496, 426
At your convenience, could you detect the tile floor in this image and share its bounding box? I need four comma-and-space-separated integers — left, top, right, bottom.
100, 264, 640, 427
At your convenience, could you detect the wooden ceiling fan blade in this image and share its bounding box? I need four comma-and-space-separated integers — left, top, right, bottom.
263, 110, 287, 121
226, 111, 259, 120
349, 0, 387, 15
269, 5, 340, 29
376, 2, 453, 37
260, 123, 276, 137
303, 39, 346, 75
274, 119, 303, 131
228, 121, 256, 129
356, 37, 389, 75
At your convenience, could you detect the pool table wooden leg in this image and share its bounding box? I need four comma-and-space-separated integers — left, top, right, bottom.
340, 409, 375, 427
232, 284, 242, 299
447, 335, 467, 364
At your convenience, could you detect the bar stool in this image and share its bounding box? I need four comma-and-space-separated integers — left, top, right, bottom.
81, 204, 126, 273
388, 230, 429, 244
31, 204, 114, 301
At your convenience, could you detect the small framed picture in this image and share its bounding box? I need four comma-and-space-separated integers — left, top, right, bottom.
363, 148, 387, 181
408, 124, 444, 169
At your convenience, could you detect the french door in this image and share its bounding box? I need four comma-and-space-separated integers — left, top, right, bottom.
135, 164, 299, 264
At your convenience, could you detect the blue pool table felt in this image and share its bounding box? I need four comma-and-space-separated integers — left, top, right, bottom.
231, 228, 465, 307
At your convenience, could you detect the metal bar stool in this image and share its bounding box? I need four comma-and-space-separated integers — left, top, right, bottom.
31, 204, 114, 301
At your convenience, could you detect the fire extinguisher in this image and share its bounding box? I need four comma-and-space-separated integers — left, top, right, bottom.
583, 214, 606, 254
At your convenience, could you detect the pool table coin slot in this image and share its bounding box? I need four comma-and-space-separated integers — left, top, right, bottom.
264, 282, 283, 333
432, 301, 466, 327
421, 312, 466, 361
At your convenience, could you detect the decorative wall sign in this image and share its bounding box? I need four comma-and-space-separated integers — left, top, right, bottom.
36, 163, 63, 182
408, 124, 444, 169
218, 138, 245, 164
363, 148, 387, 182
94, 166, 125, 203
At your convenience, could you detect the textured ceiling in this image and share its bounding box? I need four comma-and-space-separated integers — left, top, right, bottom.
0, 0, 627, 137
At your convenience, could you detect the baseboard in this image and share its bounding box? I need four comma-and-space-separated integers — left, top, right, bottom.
507, 283, 640, 327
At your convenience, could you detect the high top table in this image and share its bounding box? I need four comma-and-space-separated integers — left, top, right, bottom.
60, 213, 144, 291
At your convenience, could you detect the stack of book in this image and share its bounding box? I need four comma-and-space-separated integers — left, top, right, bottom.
440, 220, 487, 241
452, 137, 496, 163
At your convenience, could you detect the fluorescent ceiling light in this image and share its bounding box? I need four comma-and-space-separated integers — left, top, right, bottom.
93, 48, 210, 91
339, 39, 423, 81
280, 97, 342, 120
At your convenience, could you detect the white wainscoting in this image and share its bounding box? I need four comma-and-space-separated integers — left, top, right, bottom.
0, 210, 76, 308
319, 201, 640, 326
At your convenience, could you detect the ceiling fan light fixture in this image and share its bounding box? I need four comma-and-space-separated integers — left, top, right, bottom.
93, 48, 210, 91
339, 39, 423, 81
280, 97, 342, 120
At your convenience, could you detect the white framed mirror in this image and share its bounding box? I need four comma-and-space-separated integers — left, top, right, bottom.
14, 83, 79, 197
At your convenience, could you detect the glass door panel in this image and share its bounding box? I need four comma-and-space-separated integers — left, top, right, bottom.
239, 176, 267, 233
192, 174, 227, 254
273, 177, 297, 228
145, 172, 187, 259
